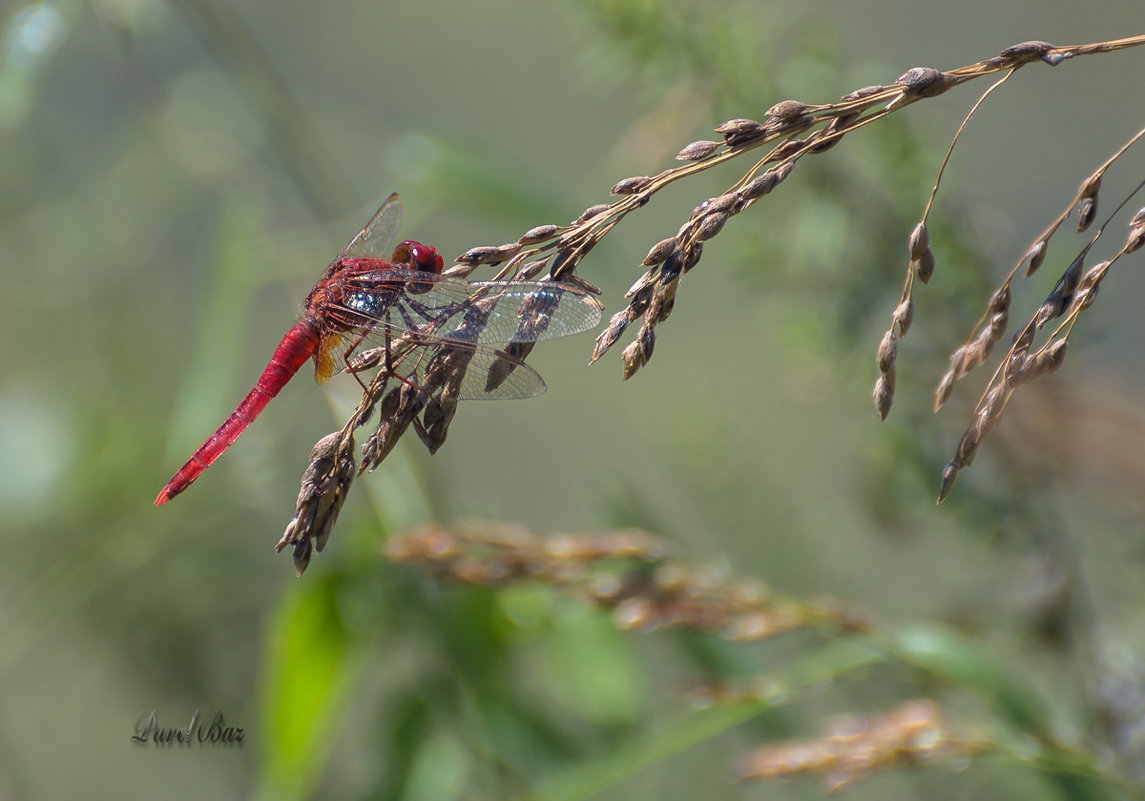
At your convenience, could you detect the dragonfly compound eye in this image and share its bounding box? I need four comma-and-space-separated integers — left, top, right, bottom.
406, 241, 444, 275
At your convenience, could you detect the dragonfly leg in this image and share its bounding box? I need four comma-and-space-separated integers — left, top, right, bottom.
341, 332, 372, 392
382, 325, 430, 398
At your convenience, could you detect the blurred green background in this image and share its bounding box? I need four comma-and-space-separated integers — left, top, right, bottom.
3, 0, 1145, 798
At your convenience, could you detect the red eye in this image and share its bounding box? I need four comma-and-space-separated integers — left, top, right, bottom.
406, 241, 443, 275
390, 241, 412, 263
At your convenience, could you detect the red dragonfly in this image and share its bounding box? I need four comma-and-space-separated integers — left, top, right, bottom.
156, 193, 602, 505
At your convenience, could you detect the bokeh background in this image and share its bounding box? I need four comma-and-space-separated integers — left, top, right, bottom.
3, 0, 1145, 798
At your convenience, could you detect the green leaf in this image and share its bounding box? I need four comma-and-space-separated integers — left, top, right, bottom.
253, 575, 366, 801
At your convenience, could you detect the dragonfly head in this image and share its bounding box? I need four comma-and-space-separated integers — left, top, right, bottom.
392, 240, 443, 295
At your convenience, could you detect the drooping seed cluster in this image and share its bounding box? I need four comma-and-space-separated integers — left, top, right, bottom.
276, 431, 357, 574
276, 36, 1145, 572
939, 203, 1145, 501
737, 699, 986, 792
860, 41, 1145, 503
384, 521, 868, 641
931, 155, 1138, 421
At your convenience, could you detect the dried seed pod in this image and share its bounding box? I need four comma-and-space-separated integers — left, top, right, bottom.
695, 212, 728, 242
770, 138, 805, 160
987, 283, 1011, 315
807, 133, 841, 154
908, 222, 930, 260
621, 326, 655, 380
611, 176, 652, 195
1024, 240, 1048, 276
1076, 196, 1097, 232
549, 247, 580, 280
1006, 352, 1038, 387
575, 204, 610, 223
768, 115, 813, 137
895, 67, 955, 97
724, 129, 771, 147
947, 344, 972, 377
1130, 206, 1145, 228
1036, 255, 1083, 326
1011, 323, 1036, 356
893, 297, 914, 336
676, 139, 722, 161
825, 112, 860, 135
983, 286, 1010, 342
999, 40, 1054, 64
515, 258, 549, 280
877, 330, 898, 372
1078, 260, 1110, 292
1035, 338, 1068, 373
987, 309, 1008, 341
658, 250, 685, 284
1072, 261, 1109, 312
768, 161, 795, 188
643, 237, 677, 266
975, 384, 1009, 441
964, 341, 991, 378
742, 171, 778, 200
843, 85, 886, 101
518, 224, 559, 244
643, 291, 665, 326
765, 100, 808, 120
715, 118, 763, 136
873, 372, 894, 420
937, 461, 959, 503
682, 243, 703, 272
913, 248, 935, 284
591, 311, 632, 363
691, 193, 739, 219
626, 271, 656, 298
418, 394, 457, 453
1126, 222, 1145, 254
494, 242, 522, 262
455, 245, 501, 265
441, 261, 477, 279
1079, 172, 1102, 199
934, 370, 956, 411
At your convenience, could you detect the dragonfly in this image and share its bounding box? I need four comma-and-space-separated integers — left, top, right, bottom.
156, 193, 603, 505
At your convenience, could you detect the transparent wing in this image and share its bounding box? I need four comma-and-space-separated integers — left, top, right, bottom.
339, 193, 402, 260
401, 340, 548, 400
337, 330, 549, 400
341, 270, 604, 347
325, 272, 603, 400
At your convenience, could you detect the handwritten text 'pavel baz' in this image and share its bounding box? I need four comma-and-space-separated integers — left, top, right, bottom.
131, 710, 244, 746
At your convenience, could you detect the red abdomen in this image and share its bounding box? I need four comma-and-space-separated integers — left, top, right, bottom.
155, 318, 321, 505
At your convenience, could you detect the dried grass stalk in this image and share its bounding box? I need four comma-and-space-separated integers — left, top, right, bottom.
276, 36, 1145, 570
